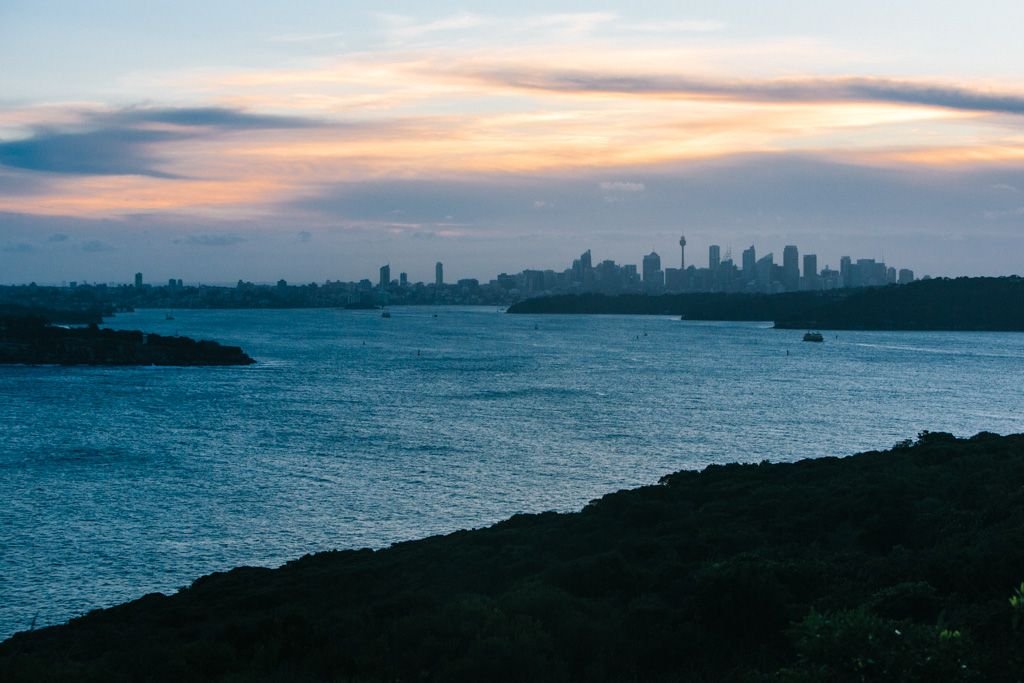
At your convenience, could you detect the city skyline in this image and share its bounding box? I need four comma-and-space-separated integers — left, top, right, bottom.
95, 236, 915, 301
3, 2, 1024, 282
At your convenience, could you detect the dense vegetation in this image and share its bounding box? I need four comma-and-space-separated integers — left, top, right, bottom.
509, 277, 1024, 331
0, 303, 105, 325
774, 277, 1024, 330
507, 290, 833, 319
0, 315, 255, 365
3, 432, 1023, 681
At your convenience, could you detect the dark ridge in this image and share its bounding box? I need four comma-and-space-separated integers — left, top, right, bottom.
0, 316, 255, 366
508, 277, 1024, 332
0, 303, 106, 325
773, 276, 1024, 330
2, 432, 1023, 681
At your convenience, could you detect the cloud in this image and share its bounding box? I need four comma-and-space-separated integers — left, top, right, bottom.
376, 12, 489, 40
984, 206, 1024, 219
1, 242, 34, 253
0, 106, 324, 178
269, 31, 347, 44
80, 240, 113, 252
47, 233, 70, 242
471, 70, 1024, 116
179, 233, 246, 247
0, 128, 186, 178
95, 106, 323, 130
296, 230, 312, 242
599, 181, 645, 192
622, 20, 725, 33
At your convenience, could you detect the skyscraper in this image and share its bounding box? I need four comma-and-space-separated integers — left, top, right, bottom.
134, 272, 143, 288
840, 256, 852, 287
783, 245, 799, 291
803, 254, 817, 279
742, 245, 756, 275
642, 251, 663, 287
435, 262, 443, 286
379, 264, 390, 289
709, 244, 721, 270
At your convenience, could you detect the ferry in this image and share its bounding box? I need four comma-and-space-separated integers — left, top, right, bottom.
803, 331, 824, 342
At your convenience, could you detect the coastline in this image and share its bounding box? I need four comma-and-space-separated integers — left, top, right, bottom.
3, 431, 1022, 681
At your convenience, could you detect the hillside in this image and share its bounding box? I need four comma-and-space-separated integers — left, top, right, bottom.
508, 277, 1024, 331
2, 432, 1024, 681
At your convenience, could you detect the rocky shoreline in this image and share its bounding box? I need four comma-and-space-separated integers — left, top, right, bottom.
0, 315, 255, 366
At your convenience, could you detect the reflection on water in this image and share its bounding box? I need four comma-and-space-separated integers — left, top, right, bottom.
2, 307, 1023, 638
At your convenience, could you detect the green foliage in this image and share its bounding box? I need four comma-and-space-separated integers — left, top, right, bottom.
508, 277, 1024, 332
3, 433, 1024, 681
779, 608, 979, 682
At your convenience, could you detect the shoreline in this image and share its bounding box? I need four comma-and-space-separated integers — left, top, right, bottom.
3, 431, 1022, 680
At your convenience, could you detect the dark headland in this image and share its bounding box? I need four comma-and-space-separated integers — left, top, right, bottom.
3, 432, 1023, 681
508, 276, 1024, 331
0, 315, 255, 366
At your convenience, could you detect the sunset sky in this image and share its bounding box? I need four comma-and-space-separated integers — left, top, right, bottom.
2, 1, 1024, 284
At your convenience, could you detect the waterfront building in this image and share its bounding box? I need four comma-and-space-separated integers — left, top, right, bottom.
642, 251, 663, 289
435, 262, 444, 286
709, 244, 721, 270
379, 264, 390, 290
742, 245, 756, 277
783, 245, 799, 291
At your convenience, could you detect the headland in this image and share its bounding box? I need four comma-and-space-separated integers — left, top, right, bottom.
2, 431, 1022, 681
0, 315, 255, 366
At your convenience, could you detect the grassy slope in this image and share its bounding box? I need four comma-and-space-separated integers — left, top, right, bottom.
3, 432, 1024, 682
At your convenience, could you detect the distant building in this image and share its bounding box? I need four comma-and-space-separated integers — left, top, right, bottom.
678, 235, 686, 269
783, 245, 799, 291
840, 256, 852, 288
802, 254, 818, 290
709, 244, 721, 270
435, 262, 444, 286
642, 251, 663, 288
898, 268, 915, 284
379, 264, 390, 289
803, 254, 817, 279
742, 245, 756, 276
665, 267, 685, 291
134, 272, 143, 288
756, 253, 774, 288
399, 272, 408, 287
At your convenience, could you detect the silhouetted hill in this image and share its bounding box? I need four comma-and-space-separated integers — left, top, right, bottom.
0, 316, 255, 366
774, 277, 1024, 330
3, 432, 1023, 681
508, 277, 1024, 331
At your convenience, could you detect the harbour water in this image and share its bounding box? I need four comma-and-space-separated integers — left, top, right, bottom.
2, 307, 1023, 639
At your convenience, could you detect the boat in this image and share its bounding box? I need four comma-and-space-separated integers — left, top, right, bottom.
803, 331, 824, 342
165, 313, 175, 321
381, 310, 391, 318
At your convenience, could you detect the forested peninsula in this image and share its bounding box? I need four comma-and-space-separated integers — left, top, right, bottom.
3, 432, 1023, 681
0, 315, 254, 366
508, 277, 1024, 331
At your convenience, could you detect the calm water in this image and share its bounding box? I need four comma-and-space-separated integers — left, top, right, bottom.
2, 307, 1023, 639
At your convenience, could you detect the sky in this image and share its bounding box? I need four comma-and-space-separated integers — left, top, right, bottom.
2, 1, 1024, 285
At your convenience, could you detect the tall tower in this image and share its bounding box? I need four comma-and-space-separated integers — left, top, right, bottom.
783, 245, 799, 291
709, 244, 721, 270
435, 261, 443, 286
679, 235, 686, 269
379, 264, 390, 289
